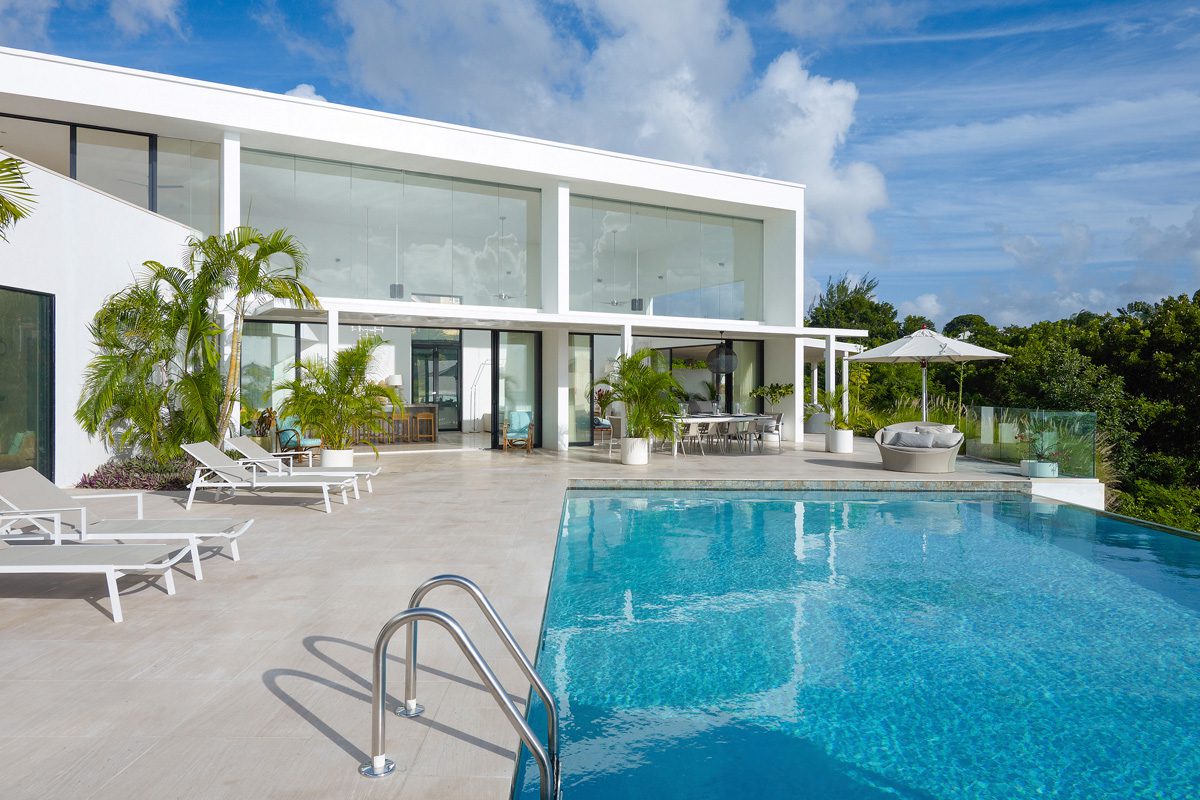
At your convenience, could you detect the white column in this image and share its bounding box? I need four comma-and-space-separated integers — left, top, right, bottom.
541, 328, 570, 451
542, 181, 570, 314
220, 131, 240, 234
824, 335, 836, 403
810, 362, 818, 403
327, 308, 338, 362
764, 337, 804, 442
622, 323, 633, 356
841, 355, 850, 416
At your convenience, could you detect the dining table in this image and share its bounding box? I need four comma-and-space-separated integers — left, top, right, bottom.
670, 413, 776, 456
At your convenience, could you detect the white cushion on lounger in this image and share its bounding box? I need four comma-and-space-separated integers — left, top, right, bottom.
916, 423, 954, 434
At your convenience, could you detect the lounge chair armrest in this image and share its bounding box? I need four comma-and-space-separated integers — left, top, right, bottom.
0, 510, 63, 543
71, 491, 144, 519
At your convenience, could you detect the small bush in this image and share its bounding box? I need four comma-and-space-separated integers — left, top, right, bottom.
77, 456, 193, 491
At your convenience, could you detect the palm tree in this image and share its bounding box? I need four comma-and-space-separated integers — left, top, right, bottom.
0, 156, 36, 240
274, 335, 400, 454
594, 348, 684, 441
75, 261, 223, 459
187, 227, 319, 443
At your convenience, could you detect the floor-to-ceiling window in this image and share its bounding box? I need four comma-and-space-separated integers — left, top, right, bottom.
569, 195, 764, 321
0, 113, 219, 235
0, 287, 53, 478
492, 331, 541, 449
568, 333, 623, 445
241, 150, 542, 308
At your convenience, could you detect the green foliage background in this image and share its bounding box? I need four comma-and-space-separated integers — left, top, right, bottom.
808, 275, 1200, 531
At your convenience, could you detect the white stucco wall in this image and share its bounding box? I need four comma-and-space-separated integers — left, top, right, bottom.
0, 154, 193, 484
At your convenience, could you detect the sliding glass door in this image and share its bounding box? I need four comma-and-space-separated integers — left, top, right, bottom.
492, 331, 541, 449
0, 287, 53, 478
412, 332, 462, 430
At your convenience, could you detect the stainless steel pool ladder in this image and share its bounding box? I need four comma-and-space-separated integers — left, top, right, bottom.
358, 575, 560, 800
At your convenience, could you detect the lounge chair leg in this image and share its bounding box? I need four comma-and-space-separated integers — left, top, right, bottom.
351, 479, 360, 501
186, 483, 197, 510
229, 539, 240, 561
322, 486, 332, 514
162, 565, 176, 595
190, 540, 204, 581
106, 569, 123, 623
365, 475, 373, 493
342, 486, 350, 505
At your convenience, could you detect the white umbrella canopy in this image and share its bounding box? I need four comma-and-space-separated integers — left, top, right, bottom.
849, 328, 1010, 421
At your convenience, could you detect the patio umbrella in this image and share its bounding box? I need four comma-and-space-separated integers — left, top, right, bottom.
849, 328, 1010, 421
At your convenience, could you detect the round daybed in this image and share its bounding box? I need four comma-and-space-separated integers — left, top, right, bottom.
874, 421, 964, 474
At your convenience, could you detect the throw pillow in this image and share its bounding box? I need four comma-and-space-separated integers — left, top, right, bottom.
916, 423, 954, 434
931, 431, 961, 448
891, 431, 935, 448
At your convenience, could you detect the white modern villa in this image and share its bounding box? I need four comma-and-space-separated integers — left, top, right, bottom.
0, 46, 865, 485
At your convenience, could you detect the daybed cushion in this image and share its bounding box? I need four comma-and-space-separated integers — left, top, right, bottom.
889, 431, 935, 448
916, 423, 954, 435
930, 431, 961, 447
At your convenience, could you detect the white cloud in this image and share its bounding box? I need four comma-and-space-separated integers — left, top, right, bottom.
1126, 205, 1200, 270
331, 0, 886, 257
0, 0, 57, 47
285, 83, 327, 102
774, 0, 926, 39
108, 0, 183, 36
898, 292, 942, 320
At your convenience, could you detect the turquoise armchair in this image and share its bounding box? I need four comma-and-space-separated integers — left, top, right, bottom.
501, 410, 534, 452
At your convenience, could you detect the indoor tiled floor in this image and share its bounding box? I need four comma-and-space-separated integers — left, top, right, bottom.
0, 436, 1032, 799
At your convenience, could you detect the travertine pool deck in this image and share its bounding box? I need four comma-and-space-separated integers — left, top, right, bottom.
0, 437, 1038, 799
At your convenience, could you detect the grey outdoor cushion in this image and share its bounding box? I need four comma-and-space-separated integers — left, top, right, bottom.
890, 431, 935, 448
916, 423, 954, 434
931, 431, 961, 447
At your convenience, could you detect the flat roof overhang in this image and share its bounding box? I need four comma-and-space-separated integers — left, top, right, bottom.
0, 47, 804, 220
249, 297, 867, 345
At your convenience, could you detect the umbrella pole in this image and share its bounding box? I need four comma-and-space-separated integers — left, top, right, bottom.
921, 360, 928, 422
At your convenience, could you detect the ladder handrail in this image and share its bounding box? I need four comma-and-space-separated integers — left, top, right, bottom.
358, 607, 555, 800
403, 574, 559, 787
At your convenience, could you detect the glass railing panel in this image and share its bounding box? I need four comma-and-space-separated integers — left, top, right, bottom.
966, 405, 1097, 479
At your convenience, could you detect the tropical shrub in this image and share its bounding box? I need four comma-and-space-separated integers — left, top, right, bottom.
77, 456, 193, 491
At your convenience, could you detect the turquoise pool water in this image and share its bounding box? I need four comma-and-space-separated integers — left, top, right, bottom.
513, 492, 1200, 799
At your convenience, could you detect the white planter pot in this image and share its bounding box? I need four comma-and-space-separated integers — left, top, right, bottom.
1019, 459, 1035, 477
826, 429, 854, 454
620, 437, 650, 465
322, 449, 355, 468
1029, 461, 1059, 478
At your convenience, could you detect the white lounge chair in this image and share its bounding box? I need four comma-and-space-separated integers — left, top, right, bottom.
228, 436, 381, 493
0, 541, 191, 623
182, 442, 357, 514
0, 467, 252, 580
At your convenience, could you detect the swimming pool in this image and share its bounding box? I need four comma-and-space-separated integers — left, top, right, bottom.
513, 491, 1200, 799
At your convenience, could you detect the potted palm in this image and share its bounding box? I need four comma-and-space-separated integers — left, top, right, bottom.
818, 389, 855, 454
275, 335, 400, 468
594, 348, 684, 465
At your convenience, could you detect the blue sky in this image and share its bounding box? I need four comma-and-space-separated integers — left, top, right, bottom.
3, 0, 1198, 327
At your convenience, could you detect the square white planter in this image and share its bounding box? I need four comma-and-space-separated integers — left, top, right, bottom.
1028, 461, 1059, 478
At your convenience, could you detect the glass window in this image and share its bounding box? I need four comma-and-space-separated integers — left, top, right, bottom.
241, 151, 541, 307
731, 340, 762, 414
75, 127, 150, 207
156, 137, 220, 236
569, 195, 764, 321
0, 287, 53, 478
0, 115, 70, 175
240, 321, 298, 426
